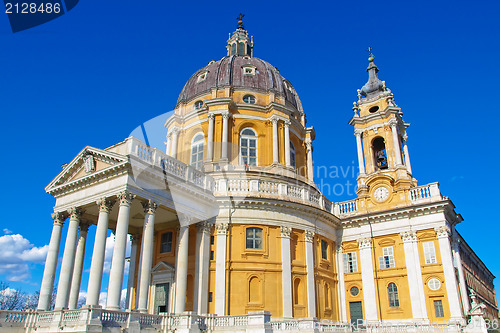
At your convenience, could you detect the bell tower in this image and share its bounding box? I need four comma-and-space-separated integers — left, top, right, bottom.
349, 49, 416, 212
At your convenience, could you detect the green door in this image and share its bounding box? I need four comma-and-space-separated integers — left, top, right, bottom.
349, 301, 363, 325
154, 283, 170, 314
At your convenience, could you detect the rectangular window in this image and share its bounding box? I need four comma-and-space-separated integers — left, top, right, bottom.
210, 251, 214, 260
379, 246, 395, 269
321, 240, 328, 260
434, 300, 444, 318
246, 227, 263, 249
423, 241, 437, 264
210, 235, 215, 245
208, 292, 213, 302
343, 252, 358, 273
160, 232, 173, 253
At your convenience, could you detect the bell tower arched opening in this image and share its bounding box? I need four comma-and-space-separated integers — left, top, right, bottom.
372, 137, 388, 170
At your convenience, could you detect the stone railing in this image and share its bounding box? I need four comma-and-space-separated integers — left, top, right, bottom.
214, 175, 331, 212
334, 198, 358, 217
409, 182, 442, 203
123, 136, 215, 192
0, 309, 466, 333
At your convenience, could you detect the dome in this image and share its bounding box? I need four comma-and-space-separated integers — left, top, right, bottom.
176, 56, 303, 112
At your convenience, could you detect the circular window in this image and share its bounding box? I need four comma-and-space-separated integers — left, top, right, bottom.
194, 100, 203, 109
369, 106, 379, 113
350, 286, 360, 296
243, 95, 256, 104
428, 278, 441, 291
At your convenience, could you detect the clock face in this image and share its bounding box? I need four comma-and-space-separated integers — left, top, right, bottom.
373, 186, 389, 202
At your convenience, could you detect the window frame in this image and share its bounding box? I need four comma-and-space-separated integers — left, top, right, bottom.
388, 282, 400, 307
379, 246, 396, 269
343, 252, 358, 273
321, 240, 328, 260
190, 133, 205, 170
160, 232, 173, 253
434, 300, 444, 318
194, 100, 203, 110
240, 128, 258, 166
423, 241, 437, 264
243, 94, 256, 104
246, 227, 263, 250
290, 141, 296, 168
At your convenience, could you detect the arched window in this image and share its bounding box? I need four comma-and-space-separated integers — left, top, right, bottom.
194, 100, 203, 110
290, 141, 296, 168
388, 282, 399, 307
190, 133, 204, 170
372, 137, 388, 170
240, 128, 257, 166
243, 95, 256, 104
246, 227, 263, 249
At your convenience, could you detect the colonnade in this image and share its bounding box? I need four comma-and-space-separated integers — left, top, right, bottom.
165, 112, 314, 181
37, 190, 199, 315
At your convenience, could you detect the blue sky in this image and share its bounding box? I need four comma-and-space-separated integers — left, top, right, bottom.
0, 0, 498, 302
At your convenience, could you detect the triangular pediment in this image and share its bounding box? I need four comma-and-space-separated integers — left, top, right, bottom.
152, 261, 175, 273
45, 146, 128, 193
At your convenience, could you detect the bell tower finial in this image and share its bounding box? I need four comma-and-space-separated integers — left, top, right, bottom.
227, 14, 254, 57
367, 46, 375, 62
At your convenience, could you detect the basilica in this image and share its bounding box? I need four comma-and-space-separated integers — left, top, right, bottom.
2, 19, 497, 333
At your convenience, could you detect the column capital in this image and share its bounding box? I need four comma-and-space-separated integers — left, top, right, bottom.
280, 226, 292, 239
67, 207, 84, 220
207, 112, 215, 120
354, 129, 363, 137
178, 213, 195, 225
269, 115, 279, 124
97, 198, 115, 213
435, 225, 450, 239
51, 211, 66, 225
284, 119, 291, 127
215, 223, 229, 235
130, 234, 141, 243
336, 244, 343, 253
142, 200, 158, 214
357, 237, 372, 249
400, 230, 418, 243
402, 133, 408, 142
170, 127, 180, 135
79, 222, 90, 233
117, 190, 136, 206
197, 221, 212, 235
221, 111, 231, 120
305, 138, 313, 151
388, 118, 398, 128
304, 230, 315, 243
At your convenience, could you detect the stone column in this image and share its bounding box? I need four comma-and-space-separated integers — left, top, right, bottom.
68, 222, 89, 309
206, 113, 215, 162
171, 128, 179, 159
452, 238, 471, 315
336, 245, 347, 322
107, 190, 135, 310
402, 134, 412, 174
38, 212, 65, 310
355, 130, 366, 174
55, 207, 83, 310
126, 234, 139, 310
435, 226, 463, 321
221, 112, 230, 161
280, 226, 293, 318
175, 224, 190, 313
271, 116, 279, 164
193, 221, 211, 314
165, 132, 172, 156
86, 198, 114, 307
390, 120, 403, 166
358, 237, 378, 321
214, 223, 229, 316
304, 230, 316, 318
305, 139, 314, 182
284, 120, 291, 167
400, 231, 428, 320
137, 200, 158, 313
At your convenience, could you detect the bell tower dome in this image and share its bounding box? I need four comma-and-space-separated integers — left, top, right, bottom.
349, 49, 416, 212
